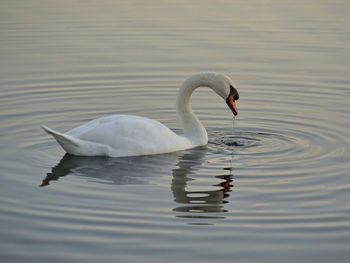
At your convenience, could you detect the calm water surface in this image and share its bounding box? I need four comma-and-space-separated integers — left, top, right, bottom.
1, 0, 350, 262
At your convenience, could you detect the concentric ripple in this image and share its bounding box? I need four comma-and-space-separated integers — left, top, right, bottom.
1, 69, 350, 263
210, 130, 294, 153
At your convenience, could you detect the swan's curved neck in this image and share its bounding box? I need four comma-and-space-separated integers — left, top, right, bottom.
176, 73, 218, 145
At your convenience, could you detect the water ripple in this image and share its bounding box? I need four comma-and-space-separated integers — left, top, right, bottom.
1, 0, 350, 261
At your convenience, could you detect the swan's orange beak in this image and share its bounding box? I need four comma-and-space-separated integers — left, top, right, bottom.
226, 94, 238, 116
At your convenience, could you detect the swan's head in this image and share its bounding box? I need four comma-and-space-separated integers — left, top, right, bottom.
210, 73, 239, 116
180, 72, 239, 116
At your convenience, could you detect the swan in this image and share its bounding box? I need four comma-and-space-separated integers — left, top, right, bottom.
42, 72, 239, 157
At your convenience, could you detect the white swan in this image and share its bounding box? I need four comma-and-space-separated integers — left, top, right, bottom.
43, 72, 239, 157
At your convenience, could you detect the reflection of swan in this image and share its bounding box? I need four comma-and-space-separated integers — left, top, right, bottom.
42, 72, 239, 157
42, 148, 233, 223
171, 147, 233, 216
41, 153, 179, 186
42, 148, 233, 217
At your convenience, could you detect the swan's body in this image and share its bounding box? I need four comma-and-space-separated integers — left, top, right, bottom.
43, 72, 239, 157
43, 115, 192, 157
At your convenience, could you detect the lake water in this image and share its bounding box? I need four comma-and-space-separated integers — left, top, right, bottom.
1, 0, 350, 262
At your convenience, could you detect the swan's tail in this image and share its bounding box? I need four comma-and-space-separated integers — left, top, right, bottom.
42, 125, 81, 153
42, 125, 109, 156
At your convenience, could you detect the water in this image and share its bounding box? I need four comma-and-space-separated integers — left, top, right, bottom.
1, 0, 350, 262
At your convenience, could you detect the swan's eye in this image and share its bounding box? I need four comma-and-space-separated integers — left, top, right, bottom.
230, 85, 239, 100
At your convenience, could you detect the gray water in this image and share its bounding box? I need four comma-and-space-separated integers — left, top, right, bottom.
1, 0, 350, 262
